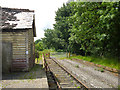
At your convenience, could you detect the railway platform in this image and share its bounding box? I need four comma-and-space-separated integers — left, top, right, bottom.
2, 60, 49, 89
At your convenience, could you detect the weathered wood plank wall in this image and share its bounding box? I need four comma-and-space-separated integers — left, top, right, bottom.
2, 29, 35, 71
2, 30, 28, 71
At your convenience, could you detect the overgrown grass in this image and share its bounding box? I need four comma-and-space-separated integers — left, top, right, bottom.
69, 55, 119, 70
37, 49, 119, 70
75, 65, 79, 68
39, 49, 55, 54
35, 49, 55, 64
118, 85, 120, 90
18, 64, 41, 79
37, 49, 55, 59
35, 56, 42, 64
58, 57, 68, 60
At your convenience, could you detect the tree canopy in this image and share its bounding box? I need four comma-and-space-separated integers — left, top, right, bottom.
35, 2, 120, 58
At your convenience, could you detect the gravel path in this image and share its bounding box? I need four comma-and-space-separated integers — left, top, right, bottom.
57, 59, 118, 89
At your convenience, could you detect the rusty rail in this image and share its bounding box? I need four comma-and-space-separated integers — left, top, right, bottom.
43, 53, 89, 89
42, 53, 62, 90
52, 58, 89, 90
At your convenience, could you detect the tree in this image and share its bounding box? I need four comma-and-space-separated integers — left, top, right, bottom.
54, 3, 74, 52
35, 39, 44, 51
41, 2, 120, 58
42, 29, 65, 50
68, 2, 120, 57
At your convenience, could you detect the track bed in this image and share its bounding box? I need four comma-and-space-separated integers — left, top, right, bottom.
45, 58, 88, 90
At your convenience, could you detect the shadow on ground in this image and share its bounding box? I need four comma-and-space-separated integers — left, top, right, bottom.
2, 64, 46, 80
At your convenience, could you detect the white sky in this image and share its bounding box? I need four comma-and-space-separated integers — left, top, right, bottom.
0, 0, 68, 41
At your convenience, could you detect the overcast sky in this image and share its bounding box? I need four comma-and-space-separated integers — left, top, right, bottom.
0, 0, 68, 41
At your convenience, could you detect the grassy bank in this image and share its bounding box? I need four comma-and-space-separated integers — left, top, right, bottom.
68, 55, 119, 70
58, 54, 119, 70
35, 49, 119, 70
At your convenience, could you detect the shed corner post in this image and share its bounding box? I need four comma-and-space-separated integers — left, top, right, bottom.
0, 6, 2, 81
25, 31, 29, 71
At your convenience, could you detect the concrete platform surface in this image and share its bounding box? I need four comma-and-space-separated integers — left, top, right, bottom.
2, 63, 49, 89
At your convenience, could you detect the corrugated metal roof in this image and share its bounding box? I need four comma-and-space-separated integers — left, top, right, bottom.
1, 7, 35, 29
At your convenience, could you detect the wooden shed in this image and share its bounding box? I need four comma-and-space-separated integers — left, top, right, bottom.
1, 7, 36, 72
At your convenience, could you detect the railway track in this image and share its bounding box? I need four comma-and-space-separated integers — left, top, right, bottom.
45, 57, 88, 90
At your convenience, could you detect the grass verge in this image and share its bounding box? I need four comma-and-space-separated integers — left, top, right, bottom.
69, 55, 119, 70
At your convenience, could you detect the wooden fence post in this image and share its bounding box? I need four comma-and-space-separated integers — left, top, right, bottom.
66, 52, 68, 58
68, 52, 70, 58
37, 58, 38, 63
48, 52, 50, 59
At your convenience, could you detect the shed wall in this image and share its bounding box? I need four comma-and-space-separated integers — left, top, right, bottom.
2, 30, 28, 71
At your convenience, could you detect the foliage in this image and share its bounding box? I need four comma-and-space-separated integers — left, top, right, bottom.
42, 29, 65, 50
35, 39, 44, 51
68, 2, 120, 57
39, 2, 120, 60
35, 39, 45, 59
35, 39, 41, 44
53, 3, 74, 52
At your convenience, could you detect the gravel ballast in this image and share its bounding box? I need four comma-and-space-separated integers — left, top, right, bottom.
57, 59, 118, 88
